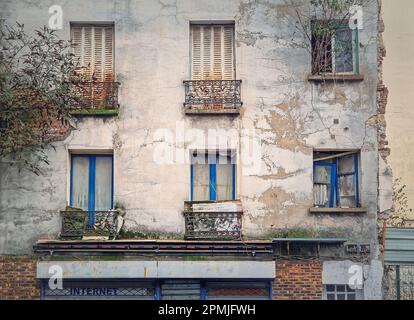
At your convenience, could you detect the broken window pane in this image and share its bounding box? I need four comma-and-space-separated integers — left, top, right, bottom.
338, 155, 355, 175
311, 21, 356, 75
338, 155, 356, 207
311, 22, 333, 74
313, 151, 360, 208
334, 29, 354, 73
339, 175, 356, 207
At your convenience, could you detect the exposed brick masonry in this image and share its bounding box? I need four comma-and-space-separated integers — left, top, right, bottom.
0, 256, 39, 300
273, 259, 323, 300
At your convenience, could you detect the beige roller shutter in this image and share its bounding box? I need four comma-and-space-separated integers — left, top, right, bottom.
191, 24, 235, 80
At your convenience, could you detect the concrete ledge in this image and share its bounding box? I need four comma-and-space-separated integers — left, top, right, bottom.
37, 261, 157, 279
309, 207, 367, 214
71, 109, 119, 116
308, 74, 364, 82
37, 260, 275, 279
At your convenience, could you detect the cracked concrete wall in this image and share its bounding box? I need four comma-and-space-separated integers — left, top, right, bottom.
0, 0, 384, 256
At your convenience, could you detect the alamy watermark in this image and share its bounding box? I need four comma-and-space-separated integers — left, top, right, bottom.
48, 5, 63, 30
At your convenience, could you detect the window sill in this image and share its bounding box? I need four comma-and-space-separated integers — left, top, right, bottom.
309, 207, 367, 214
71, 109, 119, 116
308, 74, 364, 82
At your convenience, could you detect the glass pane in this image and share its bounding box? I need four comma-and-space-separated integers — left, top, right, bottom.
193, 155, 210, 201
339, 175, 355, 197
314, 165, 331, 184
336, 285, 345, 292
335, 29, 354, 73
346, 285, 355, 293
326, 285, 335, 292
339, 176, 356, 207
314, 165, 332, 207
216, 155, 233, 201
327, 294, 336, 300
337, 294, 346, 300
71, 156, 90, 210
94, 156, 113, 211
338, 155, 355, 175
347, 294, 356, 300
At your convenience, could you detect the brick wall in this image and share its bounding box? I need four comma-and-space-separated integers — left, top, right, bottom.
0, 256, 39, 300
273, 259, 323, 300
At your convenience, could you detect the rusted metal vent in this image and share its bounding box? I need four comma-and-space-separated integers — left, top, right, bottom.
345, 244, 359, 254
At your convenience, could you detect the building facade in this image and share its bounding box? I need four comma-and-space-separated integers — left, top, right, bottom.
0, 0, 391, 300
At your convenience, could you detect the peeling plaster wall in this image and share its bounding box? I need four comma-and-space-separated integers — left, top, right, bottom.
0, 0, 384, 255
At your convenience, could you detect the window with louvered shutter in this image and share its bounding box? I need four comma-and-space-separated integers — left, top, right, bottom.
191, 24, 235, 80
71, 24, 114, 81
71, 24, 115, 109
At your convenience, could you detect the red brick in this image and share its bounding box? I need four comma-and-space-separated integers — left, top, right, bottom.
0, 256, 39, 300
273, 259, 322, 300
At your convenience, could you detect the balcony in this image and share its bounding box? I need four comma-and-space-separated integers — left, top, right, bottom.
60, 210, 118, 240
183, 80, 242, 114
71, 81, 120, 116
183, 201, 243, 240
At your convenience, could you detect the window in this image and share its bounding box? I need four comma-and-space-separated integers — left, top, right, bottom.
70, 24, 116, 109
324, 285, 359, 300
191, 151, 235, 201
71, 24, 114, 82
313, 151, 360, 208
70, 154, 114, 212
311, 21, 359, 74
191, 24, 235, 80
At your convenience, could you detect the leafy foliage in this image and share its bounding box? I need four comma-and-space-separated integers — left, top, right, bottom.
0, 21, 81, 173
388, 178, 413, 227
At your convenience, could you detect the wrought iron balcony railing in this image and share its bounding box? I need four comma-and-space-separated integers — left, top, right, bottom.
72, 81, 120, 111
183, 201, 243, 240
183, 80, 242, 113
60, 210, 118, 240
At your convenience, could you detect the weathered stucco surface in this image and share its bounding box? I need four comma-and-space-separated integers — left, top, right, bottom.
383, 0, 414, 218
0, 0, 385, 279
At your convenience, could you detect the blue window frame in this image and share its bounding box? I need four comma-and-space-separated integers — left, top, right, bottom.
190, 152, 236, 201
70, 154, 114, 224
313, 152, 360, 208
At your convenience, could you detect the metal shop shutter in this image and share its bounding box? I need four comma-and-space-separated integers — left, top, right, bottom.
191, 24, 235, 80
206, 281, 270, 300
161, 280, 201, 300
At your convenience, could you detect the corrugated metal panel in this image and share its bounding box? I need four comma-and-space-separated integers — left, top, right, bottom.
161, 280, 201, 300
387, 228, 414, 240
385, 228, 414, 264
